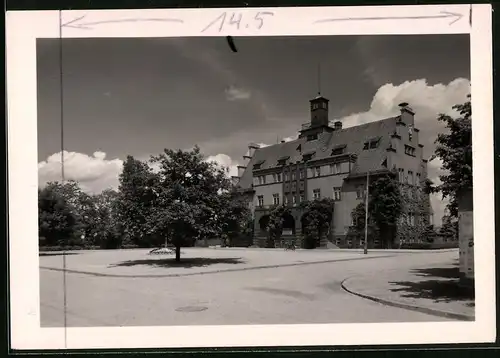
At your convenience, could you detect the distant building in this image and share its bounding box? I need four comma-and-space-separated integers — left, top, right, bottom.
231, 93, 433, 248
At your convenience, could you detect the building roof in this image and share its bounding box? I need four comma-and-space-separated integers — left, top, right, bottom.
237, 116, 399, 189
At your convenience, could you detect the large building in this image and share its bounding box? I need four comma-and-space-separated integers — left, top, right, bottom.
231, 93, 433, 249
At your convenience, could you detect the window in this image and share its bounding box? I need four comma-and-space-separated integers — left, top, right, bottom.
258, 176, 263, 185
330, 163, 342, 175
407, 213, 415, 226
369, 138, 380, 149
303, 151, 315, 161
310, 167, 321, 177
258, 175, 266, 185
276, 173, 282, 182
408, 171, 414, 185
273, 193, 280, 205
416, 173, 421, 186
257, 195, 264, 207
277, 156, 290, 166
398, 168, 404, 182
313, 189, 321, 200
333, 187, 342, 201
253, 160, 265, 170
292, 194, 297, 204
363, 138, 380, 150
291, 171, 296, 180
284, 172, 289, 181
283, 196, 288, 205
404, 145, 416, 156
331, 145, 346, 156
299, 169, 305, 179
356, 185, 365, 200
300, 193, 305, 202
307, 134, 318, 141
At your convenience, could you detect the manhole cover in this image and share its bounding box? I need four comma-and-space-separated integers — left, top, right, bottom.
175, 306, 208, 312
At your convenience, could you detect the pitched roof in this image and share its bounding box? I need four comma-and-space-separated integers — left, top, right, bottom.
237, 116, 398, 189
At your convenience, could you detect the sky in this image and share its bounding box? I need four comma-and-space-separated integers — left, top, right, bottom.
37, 35, 471, 226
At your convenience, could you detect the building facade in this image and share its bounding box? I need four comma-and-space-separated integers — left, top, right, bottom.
232, 94, 433, 248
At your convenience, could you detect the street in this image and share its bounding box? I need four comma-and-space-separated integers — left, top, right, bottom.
40, 249, 459, 327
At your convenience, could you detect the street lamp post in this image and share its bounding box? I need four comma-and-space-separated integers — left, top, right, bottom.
364, 171, 370, 255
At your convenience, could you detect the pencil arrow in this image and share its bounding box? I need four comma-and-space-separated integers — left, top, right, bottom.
61, 15, 184, 29
314, 11, 464, 26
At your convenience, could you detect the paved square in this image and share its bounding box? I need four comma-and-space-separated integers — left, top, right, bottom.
40, 248, 462, 327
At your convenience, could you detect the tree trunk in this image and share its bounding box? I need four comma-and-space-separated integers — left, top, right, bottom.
175, 245, 181, 262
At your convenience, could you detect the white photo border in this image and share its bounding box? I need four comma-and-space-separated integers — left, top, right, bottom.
6, 4, 495, 350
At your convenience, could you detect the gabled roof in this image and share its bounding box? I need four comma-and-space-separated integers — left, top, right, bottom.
237, 116, 399, 189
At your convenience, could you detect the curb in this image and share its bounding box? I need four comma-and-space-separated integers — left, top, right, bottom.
40, 253, 397, 279
340, 277, 474, 322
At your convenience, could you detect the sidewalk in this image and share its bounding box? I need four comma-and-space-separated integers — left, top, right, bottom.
341, 259, 475, 321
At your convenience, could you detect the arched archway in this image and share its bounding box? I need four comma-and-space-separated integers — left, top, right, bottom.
300, 213, 319, 249
282, 213, 296, 235
258, 215, 270, 235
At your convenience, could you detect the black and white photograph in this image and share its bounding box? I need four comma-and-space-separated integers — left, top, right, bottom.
6, 4, 495, 350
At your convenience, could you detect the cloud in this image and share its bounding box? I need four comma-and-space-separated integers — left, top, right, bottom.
206, 153, 239, 177
339, 78, 470, 128
225, 85, 251, 101
38, 150, 240, 194
38, 151, 123, 194
257, 135, 298, 148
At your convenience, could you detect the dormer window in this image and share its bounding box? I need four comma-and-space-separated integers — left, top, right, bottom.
253, 160, 265, 170
302, 151, 315, 162
331, 145, 346, 156
363, 138, 380, 150
369, 138, 380, 149
277, 156, 290, 166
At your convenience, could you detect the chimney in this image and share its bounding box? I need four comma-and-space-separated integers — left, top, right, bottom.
248, 143, 260, 157
334, 121, 342, 130
398, 102, 415, 125
399, 102, 415, 114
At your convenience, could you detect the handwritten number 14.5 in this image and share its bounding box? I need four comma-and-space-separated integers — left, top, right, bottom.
202, 12, 274, 32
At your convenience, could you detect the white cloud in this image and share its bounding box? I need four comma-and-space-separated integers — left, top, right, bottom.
38, 151, 123, 194
339, 78, 470, 128
225, 85, 251, 101
206, 153, 239, 177
38, 151, 241, 195
257, 135, 298, 148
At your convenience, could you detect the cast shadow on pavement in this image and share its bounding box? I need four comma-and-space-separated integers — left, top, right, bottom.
389, 260, 475, 305
108, 257, 245, 269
